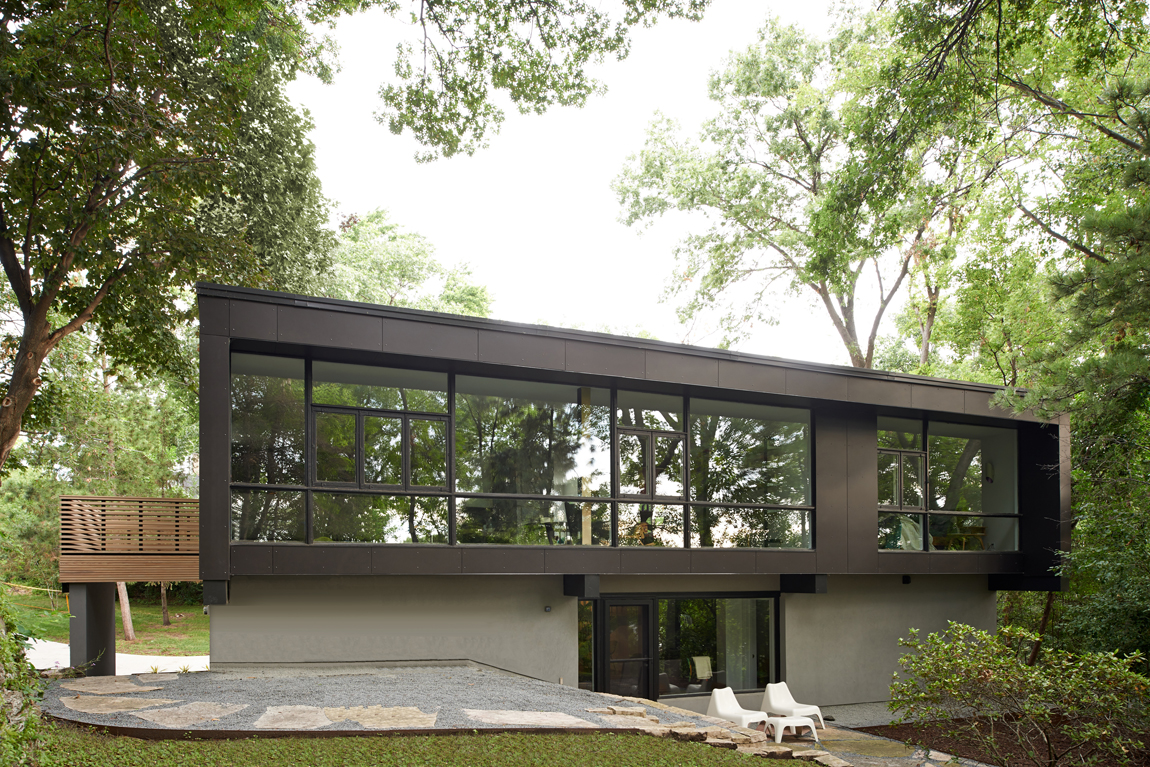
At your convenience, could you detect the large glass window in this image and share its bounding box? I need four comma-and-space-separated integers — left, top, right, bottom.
927, 421, 1018, 551
455, 377, 610, 498
312, 493, 448, 544
617, 391, 683, 431
231, 354, 305, 485
657, 598, 773, 695
312, 361, 447, 412
878, 418, 1019, 552
690, 507, 812, 548
314, 409, 448, 491
618, 503, 684, 547
690, 400, 810, 506
231, 489, 306, 541
456, 498, 610, 545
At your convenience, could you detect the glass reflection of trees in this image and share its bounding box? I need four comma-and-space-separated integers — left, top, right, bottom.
455, 377, 610, 497
231, 355, 306, 485
313, 493, 447, 543
689, 400, 810, 548
231, 489, 305, 541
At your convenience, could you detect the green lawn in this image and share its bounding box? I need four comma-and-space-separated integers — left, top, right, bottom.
39, 724, 789, 767
9, 589, 209, 656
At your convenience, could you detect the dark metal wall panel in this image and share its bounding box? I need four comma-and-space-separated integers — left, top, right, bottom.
846, 378, 912, 408
984, 552, 1024, 573
813, 409, 849, 573
272, 545, 372, 575
877, 552, 929, 573
644, 351, 719, 387
845, 410, 879, 572
231, 545, 274, 575
380, 318, 478, 360
787, 370, 848, 401
278, 306, 383, 351
690, 549, 757, 574
1018, 422, 1065, 578
199, 334, 231, 581
544, 548, 621, 574
478, 330, 565, 369
229, 300, 277, 341
717, 360, 786, 394
755, 550, 818, 572
929, 554, 982, 574
910, 384, 965, 414
461, 548, 546, 573
200, 297, 229, 337
372, 546, 462, 574
619, 549, 692, 574
565, 340, 645, 378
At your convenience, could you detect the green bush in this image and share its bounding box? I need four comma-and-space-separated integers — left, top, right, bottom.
1, 587, 45, 766
891, 621, 1150, 767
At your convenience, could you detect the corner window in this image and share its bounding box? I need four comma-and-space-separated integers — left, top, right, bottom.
878, 417, 1019, 552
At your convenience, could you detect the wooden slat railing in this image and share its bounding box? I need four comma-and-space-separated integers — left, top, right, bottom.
59, 496, 200, 583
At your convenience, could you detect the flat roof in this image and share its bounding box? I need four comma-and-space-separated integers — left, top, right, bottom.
198, 283, 1016, 397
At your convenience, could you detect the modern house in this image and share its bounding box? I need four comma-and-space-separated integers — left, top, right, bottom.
186, 283, 1068, 710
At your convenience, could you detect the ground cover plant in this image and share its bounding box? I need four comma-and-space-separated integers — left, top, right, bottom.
889, 621, 1150, 766
40, 724, 789, 767
1, 588, 45, 766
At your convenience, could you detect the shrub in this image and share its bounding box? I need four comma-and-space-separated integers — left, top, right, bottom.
891, 621, 1150, 767
1, 587, 45, 766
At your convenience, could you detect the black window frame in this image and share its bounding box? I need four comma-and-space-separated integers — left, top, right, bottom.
310, 404, 449, 493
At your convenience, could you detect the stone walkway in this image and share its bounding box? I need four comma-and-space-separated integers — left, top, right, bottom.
41, 665, 989, 767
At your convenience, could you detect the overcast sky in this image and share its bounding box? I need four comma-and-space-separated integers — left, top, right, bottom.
284, 0, 872, 367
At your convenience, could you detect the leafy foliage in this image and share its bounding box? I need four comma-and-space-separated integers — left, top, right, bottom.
374, 0, 710, 159
615, 11, 1003, 367
0, 588, 44, 767
316, 211, 492, 316
892, 622, 1150, 767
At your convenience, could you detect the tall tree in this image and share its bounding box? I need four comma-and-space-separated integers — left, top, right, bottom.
0, 0, 707, 478
317, 211, 492, 316
614, 13, 1006, 367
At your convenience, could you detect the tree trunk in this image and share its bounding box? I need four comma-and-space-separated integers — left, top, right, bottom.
160, 582, 170, 627
116, 581, 136, 641
1026, 591, 1055, 666
0, 323, 53, 473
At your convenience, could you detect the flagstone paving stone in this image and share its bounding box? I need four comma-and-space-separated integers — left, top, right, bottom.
60, 695, 180, 714
253, 705, 333, 730
59, 676, 163, 695
132, 702, 248, 727
324, 705, 437, 729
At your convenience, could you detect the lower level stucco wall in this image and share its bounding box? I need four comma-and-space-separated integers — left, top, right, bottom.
782, 574, 995, 706
210, 575, 577, 685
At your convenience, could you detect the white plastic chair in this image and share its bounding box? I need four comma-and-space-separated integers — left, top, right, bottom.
706, 687, 768, 728
761, 682, 825, 728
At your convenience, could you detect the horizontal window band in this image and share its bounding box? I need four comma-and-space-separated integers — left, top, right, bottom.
229, 485, 816, 511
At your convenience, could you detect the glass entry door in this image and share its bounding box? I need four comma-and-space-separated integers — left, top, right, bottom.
604, 601, 655, 699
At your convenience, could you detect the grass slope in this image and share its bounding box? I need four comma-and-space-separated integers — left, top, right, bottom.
10, 590, 209, 656
41, 725, 790, 767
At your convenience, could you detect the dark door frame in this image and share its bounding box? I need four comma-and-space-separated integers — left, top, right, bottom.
596, 597, 658, 701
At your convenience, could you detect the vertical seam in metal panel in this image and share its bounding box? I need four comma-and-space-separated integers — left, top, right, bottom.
683, 395, 691, 548
610, 387, 618, 548
448, 372, 457, 546
305, 357, 313, 545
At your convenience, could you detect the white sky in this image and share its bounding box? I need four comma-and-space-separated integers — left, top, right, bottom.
285, 0, 877, 368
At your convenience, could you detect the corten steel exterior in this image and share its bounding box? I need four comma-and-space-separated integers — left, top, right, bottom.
197, 283, 1071, 595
